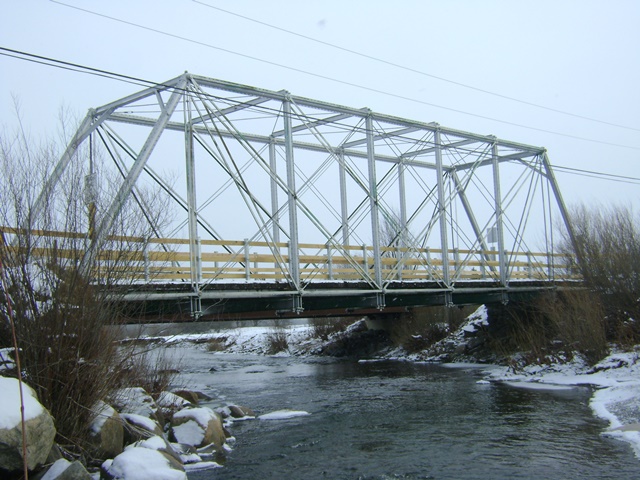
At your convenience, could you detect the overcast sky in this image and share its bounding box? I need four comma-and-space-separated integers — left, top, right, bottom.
1, 0, 639, 209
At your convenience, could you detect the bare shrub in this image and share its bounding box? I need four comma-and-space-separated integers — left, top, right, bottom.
0, 109, 174, 455
266, 326, 289, 354
309, 316, 352, 340
115, 347, 181, 399
204, 335, 235, 352
538, 290, 607, 365
561, 204, 640, 345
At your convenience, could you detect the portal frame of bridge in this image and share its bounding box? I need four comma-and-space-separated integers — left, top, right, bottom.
31, 73, 577, 318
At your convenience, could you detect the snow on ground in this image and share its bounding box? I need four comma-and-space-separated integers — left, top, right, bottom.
163, 323, 319, 356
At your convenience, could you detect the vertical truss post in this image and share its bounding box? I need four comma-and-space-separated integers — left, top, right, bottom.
269, 137, 280, 244
492, 140, 507, 287
365, 113, 383, 289
434, 128, 450, 286
338, 148, 350, 247
398, 158, 408, 280
269, 137, 281, 278
185, 91, 202, 301
283, 95, 300, 290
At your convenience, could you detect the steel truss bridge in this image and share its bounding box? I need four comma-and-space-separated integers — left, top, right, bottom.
24, 73, 579, 319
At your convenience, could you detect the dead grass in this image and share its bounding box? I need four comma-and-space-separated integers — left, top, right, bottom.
309, 317, 353, 341
266, 327, 289, 354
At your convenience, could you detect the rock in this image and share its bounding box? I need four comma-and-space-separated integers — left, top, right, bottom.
88, 401, 124, 459
111, 388, 163, 424
156, 392, 192, 418
169, 443, 202, 465
120, 413, 163, 445
34, 458, 92, 480
101, 447, 186, 480
170, 408, 225, 450
172, 390, 211, 404
126, 435, 182, 466
0, 377, 56, 472
227, 405, 255, 419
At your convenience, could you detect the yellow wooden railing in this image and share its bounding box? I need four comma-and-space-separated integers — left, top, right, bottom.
0, 227, 579, 284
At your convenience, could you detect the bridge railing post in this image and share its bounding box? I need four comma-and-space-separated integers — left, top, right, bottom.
426, 247, 432, 280
196, 236, 202, 284
453, 248, 459, 279
326, 243, 333, 280
143, 238, 150, 283
527, 251, 533, 279
244, 238, 250, 281
480, 250, 486, 279
362, 244, 367, 271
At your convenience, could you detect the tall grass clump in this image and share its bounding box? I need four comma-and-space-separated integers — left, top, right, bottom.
563, 204, 640, 346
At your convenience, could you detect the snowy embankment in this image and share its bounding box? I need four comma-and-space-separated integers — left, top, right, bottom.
159, 309, 640, 461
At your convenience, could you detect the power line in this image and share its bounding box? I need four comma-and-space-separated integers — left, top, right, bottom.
1, 46, 638, 187
551, 164, 640, 185
47, 1, 640, 151
192, 0, 640, 134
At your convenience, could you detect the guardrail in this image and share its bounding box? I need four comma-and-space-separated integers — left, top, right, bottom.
0, 227, 579, 285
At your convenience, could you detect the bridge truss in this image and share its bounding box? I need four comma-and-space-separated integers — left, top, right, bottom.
33, 73, 576, 318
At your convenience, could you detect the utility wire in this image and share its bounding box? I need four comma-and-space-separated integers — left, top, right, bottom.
46, 1, 640, 151
1, 47, 638, 187
192, 0, 640, 133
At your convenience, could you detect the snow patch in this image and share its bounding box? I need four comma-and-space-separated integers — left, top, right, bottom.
258, 410, 311, 420
172, 420, 205, 446
102, 447, 186, 480
0, 377, 44, 429
40, 458, 71, 480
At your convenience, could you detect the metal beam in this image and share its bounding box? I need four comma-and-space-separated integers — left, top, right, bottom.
81, 77, 187, 271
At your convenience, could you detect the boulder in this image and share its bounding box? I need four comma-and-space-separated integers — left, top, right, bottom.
171, 390, 199, 405
170, 407, 225, 450
111, 388, 163, 424
120, 413, 163, 445
0, 377, 56, 472
88, 401, 124, 459
228, 405, 255, 419
126, 435, 182, 466
34, 458, 92, 480
101, 447, 186, 480
155, 392, 192, 418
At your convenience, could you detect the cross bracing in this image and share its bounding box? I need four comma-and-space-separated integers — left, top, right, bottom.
31, 72, 577, 318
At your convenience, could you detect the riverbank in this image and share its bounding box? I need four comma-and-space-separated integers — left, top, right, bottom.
157, 307, 640, 461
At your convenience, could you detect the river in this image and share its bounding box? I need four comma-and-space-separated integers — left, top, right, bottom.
164, 345, 640, 480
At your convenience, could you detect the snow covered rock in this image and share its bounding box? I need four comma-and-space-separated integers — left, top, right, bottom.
0, 377, 56, 472
156, 391, 192, 418
38, 458, 92, 480
125, 435, 182, 466
120, 413, 163, 445
228, 405, 255, 419
100, 447, 186, 480
111, 388, 162, 423
169, 407, 225, 449
88, 401, 124, 459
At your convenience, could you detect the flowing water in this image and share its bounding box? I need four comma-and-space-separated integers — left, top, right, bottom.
168, 347, 640, 480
